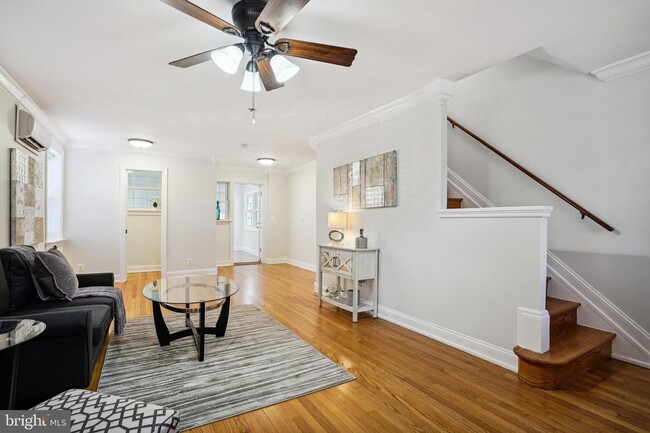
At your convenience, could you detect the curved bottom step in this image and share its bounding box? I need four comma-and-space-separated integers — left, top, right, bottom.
514, 325, 615, 389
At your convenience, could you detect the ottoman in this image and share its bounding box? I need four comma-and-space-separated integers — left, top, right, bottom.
32, 389, 180, 433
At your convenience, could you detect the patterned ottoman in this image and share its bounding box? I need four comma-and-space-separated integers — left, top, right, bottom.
32, 389, 180, 433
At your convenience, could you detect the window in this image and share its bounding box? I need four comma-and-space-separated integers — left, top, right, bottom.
128, 170, 161, 209
46, 149, 63, 242
216, 182, 229, 220
245, 191, 260, 230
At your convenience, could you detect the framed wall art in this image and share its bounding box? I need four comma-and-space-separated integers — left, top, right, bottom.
10, 148, 45, 245
333, 150, 397, 210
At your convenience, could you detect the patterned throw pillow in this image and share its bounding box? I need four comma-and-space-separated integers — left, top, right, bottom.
33, 246, 79, 300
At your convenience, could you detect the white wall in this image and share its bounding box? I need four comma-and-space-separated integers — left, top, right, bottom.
64, 148, 218, 278
126, 210, 161, 272
448, 54, 650, 257
0, 87, 47, 248
314, 82, 549, 370
287, 162, 317, 271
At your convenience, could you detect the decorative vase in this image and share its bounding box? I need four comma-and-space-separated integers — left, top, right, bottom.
355, 229, 368, 249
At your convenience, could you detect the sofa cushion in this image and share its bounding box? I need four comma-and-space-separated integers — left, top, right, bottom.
0, 246, 38, 312
17, 299, 114, 346
34, 246, 79, 300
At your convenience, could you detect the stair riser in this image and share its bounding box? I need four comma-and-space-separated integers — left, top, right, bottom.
517, 341, 612, 390
550, 309, 578, 342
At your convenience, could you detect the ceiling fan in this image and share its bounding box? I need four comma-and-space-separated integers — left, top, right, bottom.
160, 0, 358, 120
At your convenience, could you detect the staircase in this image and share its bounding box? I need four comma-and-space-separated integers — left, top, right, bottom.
514, 278, 615, 389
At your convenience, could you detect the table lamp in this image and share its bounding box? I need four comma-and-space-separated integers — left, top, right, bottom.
328, 212, 348, 244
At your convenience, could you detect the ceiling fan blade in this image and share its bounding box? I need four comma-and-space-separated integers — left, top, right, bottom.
169, 48, 216, 68
255, 0, 310, 35
160, 0, 241, 36
258, 61, 285, 91
275, 38, 357, 67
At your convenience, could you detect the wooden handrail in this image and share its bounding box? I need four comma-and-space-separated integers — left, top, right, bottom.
447, 117, 615, 232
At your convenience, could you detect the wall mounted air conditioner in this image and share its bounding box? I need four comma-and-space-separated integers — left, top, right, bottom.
15, 107, 51, 153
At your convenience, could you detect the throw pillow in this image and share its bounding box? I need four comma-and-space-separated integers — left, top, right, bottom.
33, 246, 79, 300
0, 246, 39, 312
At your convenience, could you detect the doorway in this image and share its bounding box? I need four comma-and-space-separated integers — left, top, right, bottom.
119, 166, 168, 282
233, 183, 261, 265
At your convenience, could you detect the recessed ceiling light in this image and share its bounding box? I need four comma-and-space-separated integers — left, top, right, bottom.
128, 138, 153, 149
257, 157, 276, 166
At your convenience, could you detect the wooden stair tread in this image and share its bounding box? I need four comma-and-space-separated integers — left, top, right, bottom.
514, 325, 615, 366
546, 297, 581, 316
447, 197, 463, 209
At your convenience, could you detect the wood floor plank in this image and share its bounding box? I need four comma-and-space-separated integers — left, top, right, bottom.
89, 265, 650, 433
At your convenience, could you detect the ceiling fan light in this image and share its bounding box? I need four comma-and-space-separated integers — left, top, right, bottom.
270, 55, 300, 82
241, 61, 262, 92
211, 44, 244, 74
128, 138, 154, 149
257, 158, 276, 166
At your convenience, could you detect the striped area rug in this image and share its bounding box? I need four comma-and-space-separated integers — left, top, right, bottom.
98, 304, 354, 431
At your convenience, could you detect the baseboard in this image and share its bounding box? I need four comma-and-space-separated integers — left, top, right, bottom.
263, 257, 288, 265
547, 252, 650, 362
378, 305, 518, 372
216, 260, 233, 267
127, 265, 161, 273
115, 274, 126, 283
287, 258, 317, 272
166, 268, 216, 277
611, 353, 650, 369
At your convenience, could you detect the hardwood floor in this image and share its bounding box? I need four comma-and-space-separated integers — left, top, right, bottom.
94, 265, 650, 433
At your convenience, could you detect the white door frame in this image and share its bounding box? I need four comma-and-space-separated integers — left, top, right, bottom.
118, 164, 168, 282
233, 182, 263, 263
221, 179, 268, 265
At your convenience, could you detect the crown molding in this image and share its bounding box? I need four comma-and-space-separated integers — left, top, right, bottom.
590, 50, 650, 82
309, 79, 455, 150
0, 65, 68, 146
286, 159, 316, 174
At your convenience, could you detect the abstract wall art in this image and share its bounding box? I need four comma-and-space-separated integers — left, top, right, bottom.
333, 150, 397, 210
10, 148, 45, 245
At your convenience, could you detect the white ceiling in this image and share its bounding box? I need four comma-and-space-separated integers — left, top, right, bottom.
0, 0, 647, 168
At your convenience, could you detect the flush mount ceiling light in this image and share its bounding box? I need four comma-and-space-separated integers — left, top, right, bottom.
257, 157, 276, 166
128, 138, 154, 149
159, 0, 358, 123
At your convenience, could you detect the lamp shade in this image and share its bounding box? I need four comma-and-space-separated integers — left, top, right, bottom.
327, 212, 348, 229
241, 61, 261, 92
211, 44, 244, 74
270, 54, 300, 82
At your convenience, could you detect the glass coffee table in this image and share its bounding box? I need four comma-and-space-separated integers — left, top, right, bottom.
142, 274, 239, 361
1, 319, 46, 409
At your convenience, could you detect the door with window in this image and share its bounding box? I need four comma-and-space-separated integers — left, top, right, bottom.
126, 170, 162, 273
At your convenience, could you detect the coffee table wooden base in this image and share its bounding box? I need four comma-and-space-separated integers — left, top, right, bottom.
150, 297, 231, 362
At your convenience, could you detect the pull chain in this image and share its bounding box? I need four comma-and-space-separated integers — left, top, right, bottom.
249, 86, 257, 124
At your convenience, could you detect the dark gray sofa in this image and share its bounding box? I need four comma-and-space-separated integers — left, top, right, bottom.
0, 247, 115, 408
